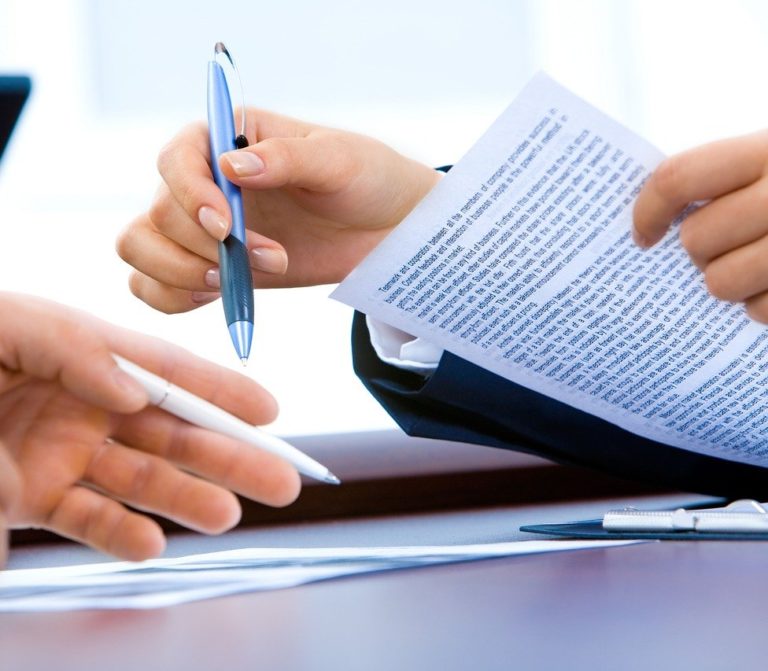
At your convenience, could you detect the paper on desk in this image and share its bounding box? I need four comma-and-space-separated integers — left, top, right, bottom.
0, 540, 638, 611
332, 72, 768, 467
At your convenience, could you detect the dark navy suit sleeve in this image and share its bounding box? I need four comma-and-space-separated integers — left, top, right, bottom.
352, 311, 768, 498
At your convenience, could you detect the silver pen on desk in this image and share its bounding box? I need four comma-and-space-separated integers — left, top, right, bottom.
114, 355, 340, 485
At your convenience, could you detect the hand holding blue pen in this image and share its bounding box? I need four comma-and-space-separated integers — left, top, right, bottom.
208, 43, 254, 364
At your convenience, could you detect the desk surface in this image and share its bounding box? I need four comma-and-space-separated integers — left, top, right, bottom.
2, 494, 763, 671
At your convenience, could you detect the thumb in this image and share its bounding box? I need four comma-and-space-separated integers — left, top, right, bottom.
0, 294, 148, 413
219, 133, 356, 193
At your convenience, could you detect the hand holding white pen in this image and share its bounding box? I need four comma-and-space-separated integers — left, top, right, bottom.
0, 292, 313, 562
114, 356, 340, 485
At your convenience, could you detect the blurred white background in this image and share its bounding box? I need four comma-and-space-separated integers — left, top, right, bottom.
1, 0, 767, 436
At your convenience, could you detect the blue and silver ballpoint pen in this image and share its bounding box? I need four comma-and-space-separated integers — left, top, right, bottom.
208, 43, 254, 365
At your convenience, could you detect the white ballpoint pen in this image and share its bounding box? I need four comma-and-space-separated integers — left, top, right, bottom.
114, 355, 340, 485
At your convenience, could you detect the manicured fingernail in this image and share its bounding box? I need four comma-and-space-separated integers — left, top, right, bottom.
191, 291, 220, 305
224, 151, 265, 177
205, 267, 220, 289
198, 206, 228, 240
250, 247, 288, 274
112, 368, 148, 403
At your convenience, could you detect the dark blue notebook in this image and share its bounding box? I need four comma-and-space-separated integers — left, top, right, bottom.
520, 519, 768, 541
0, 75, 31, 163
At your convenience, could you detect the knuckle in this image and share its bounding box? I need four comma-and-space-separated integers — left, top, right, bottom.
44, 487, 92, 541
178, 181, 207, 217
127, 270, 146, 300
129, 276, 192, 315
103, 508, 134, 558
266, 137, 293, 170
53, 313, 98, 355
164, 418, 192, 464
70, 490, 100, 540
68, 323, 109, 368
156, 139, 176, 177
147, 191, 173, 231
127, 460, 155, 500
115, 220, 141, 263
163, 296, 195, 315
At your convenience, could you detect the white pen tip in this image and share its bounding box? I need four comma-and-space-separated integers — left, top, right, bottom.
324, 472, 341, 485
240, 357, 248, 367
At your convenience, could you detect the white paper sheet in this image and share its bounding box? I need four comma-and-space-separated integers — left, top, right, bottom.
332, 73, 768, 467
0, 540, 638, 611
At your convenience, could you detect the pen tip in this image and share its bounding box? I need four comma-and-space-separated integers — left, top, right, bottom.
240, 357, 248, 367
324, 472, 341, 486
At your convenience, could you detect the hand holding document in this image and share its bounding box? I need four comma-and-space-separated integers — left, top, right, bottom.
333, 73, 768, 468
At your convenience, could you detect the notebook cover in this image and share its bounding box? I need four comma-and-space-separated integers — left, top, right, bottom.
520, 519, 768, 541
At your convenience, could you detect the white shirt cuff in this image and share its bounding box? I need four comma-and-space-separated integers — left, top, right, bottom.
366, 316, 443, 376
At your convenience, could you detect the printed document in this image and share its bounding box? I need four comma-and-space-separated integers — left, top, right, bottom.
0, 540, 636, 611
333, 73, 768, 466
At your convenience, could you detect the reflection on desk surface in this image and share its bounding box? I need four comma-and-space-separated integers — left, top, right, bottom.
4, 494, 764, 671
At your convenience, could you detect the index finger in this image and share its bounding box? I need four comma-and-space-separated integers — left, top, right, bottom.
157, 121, 234, 241
157, 113, 315, 241
633, 130, 768, 247
86, 313, 279, 426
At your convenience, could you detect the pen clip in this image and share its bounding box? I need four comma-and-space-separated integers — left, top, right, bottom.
214, 42, 247, 145
722, 499, 768, 514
